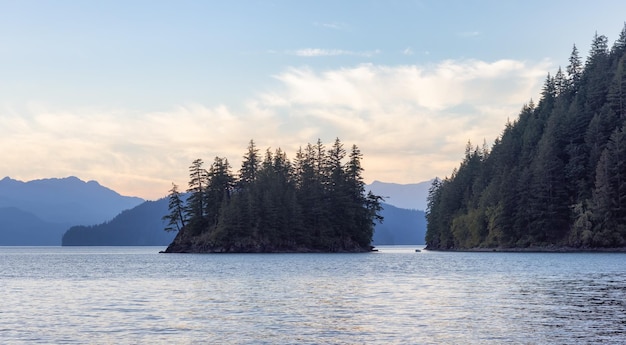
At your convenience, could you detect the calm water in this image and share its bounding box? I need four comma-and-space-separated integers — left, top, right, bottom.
1, 246, 625, 344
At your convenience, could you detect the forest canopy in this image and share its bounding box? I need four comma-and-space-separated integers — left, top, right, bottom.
163, 138, 383, 253
426, 25, 626, 250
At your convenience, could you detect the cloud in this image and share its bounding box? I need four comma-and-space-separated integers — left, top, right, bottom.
458, 31, 481, 37
291, 48, 381, 57
0, 59, 551, 199
314, 21, 349, 31
403, 47, 414, 55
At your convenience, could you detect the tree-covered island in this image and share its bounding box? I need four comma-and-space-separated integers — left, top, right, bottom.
162, 138, 383, 253
426, 25, 626, 251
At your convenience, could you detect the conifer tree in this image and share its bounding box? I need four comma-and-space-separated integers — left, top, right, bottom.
162, 183, 186, 232
588, 32, 609, 66
238, 139, 260, 189
204, 157, 234, 227
567, 44, 583, 90
185, 158, 209, 231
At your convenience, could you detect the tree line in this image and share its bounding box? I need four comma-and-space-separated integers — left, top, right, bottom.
426, 25, 626, 249
163, 138, 383, 253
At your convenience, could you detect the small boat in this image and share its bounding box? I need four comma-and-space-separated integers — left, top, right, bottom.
415, 249, 421, 252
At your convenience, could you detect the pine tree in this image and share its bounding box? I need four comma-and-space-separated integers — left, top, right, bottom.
238, 139, 260, 189
554, 67, 567, 95
163, 183, 186, 232
185, 158, 209, 231
204, 156, 234, 227
345, 144, 370, 246
567, 44, 583, 90
326, 138, 348, 245
588, 32, 609, 66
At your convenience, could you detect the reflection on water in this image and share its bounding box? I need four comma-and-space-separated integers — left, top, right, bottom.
1, 246, 625, 344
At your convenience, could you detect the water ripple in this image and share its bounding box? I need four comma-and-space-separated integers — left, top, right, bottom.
1, 247, 625, 344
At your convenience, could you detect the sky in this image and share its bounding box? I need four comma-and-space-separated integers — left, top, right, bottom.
2, 0, 626, 200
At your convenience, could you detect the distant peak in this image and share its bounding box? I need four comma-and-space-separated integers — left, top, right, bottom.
0, 176, 24, 184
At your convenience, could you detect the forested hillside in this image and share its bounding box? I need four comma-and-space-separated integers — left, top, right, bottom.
426, 25, 626, 250
62, 199, 176, 246
164, 138, 383, 253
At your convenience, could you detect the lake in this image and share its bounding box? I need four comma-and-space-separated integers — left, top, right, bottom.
1, 246, 625, 344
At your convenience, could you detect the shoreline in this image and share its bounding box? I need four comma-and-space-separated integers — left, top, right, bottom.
424, 246, 626, 253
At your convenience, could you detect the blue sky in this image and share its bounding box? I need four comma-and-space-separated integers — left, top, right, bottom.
1, 0, 626, 199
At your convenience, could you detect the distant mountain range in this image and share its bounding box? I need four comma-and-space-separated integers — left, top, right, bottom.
373, 204, 426, 245
0, 176, 144, 245
0, 176, 430, 246
366, 180, 433, 211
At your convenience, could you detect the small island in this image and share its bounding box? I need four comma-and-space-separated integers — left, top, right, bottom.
162, 138, 383, 253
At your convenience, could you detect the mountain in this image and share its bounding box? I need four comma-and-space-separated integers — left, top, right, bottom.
372, 203, 426, 245
0, 176, 144, 225
426, 26, 626, 250
0, 207, 67, 245
62, 198, 176, 246
366, 180, 433, 211
0, 176, 145, 245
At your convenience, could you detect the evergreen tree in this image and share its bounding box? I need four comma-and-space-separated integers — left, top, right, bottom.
567, 44, 583, 90
344, 144, 371, 246
554, 67, 567, 95
204, 156, 234, 227
588, 32, 609, 66
185, 158, 209, 231
326, 138, 349, 246
238, 139, 260, 189
163, 183, 186, 232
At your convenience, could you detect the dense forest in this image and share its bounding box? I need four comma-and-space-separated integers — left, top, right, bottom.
163, 138, 383, 253
426, 25, 626, 250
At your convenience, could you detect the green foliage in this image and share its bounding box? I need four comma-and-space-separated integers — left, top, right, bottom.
426, 25, 626, 249
164, 138, 382, 252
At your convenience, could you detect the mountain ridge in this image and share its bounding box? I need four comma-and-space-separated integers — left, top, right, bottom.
366, 179, 433, 211
0, 176, 145, 245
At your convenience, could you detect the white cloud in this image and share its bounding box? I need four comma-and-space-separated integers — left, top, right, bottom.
458, 31, 481, 37
314, 21, 349, 31
0, 59, 551, 199
403, 47, 414, 55
292, 48, 381, 57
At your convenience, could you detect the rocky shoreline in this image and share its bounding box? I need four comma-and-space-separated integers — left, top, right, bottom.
161, 235, 376, 254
